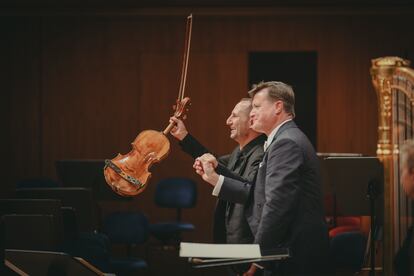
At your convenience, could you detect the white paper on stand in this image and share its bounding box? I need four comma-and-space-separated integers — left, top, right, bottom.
180, 242, 262, 259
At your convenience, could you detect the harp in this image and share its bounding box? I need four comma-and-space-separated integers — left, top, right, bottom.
371, 56, 414, 274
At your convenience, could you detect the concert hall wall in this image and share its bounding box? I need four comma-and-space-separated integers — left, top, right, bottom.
1, 6, 413, 242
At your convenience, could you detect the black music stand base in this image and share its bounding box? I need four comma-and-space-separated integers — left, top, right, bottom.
367, 179, 381, 276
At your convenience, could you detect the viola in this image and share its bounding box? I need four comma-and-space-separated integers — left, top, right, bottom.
103, 98, 190, 196
103, 14, 193, 197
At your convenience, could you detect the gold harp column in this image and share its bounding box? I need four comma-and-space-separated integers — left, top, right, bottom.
370, 56, 411, 275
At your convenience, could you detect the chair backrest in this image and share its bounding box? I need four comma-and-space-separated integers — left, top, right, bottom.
330, 231, 367, 273
2, 214, 61, 251
15, 178, 61, 189
102, 212, 148, 244
0, 199, 64, 241
15, 187, 99, 233
0, 199, 62, 217
154, 178, 197, 209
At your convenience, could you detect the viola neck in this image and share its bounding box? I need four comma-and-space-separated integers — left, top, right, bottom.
163, 121, 175, 135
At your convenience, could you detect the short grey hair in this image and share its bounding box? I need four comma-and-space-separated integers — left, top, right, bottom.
248, 81, 295, 117
238, 98, 252, 114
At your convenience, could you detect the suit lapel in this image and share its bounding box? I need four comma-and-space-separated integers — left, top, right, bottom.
268, 120, 297, 149
257, 121, 297, 179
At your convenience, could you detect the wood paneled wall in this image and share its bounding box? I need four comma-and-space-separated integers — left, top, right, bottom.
1, 10, 413, 242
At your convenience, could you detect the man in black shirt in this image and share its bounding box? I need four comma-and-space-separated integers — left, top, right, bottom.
170, 98, 265, 274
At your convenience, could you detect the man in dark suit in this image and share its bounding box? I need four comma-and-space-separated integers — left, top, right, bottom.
196, 82, 329, 275
394, 140, 414, 275
170, 98, 266, 275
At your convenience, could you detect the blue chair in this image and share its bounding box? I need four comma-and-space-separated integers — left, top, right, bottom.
102, 211, 149, 275
149, 178, 197, 245
330, 231, 367, 273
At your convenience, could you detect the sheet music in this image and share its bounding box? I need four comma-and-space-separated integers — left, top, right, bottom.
180, 242, 261, 258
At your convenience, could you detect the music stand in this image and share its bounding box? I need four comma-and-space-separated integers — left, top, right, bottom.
5, 249, 111, 275
55, 159, 128, 201
318, 153, 363, 227
180, 242, 290, 268
324, 156, 383, 275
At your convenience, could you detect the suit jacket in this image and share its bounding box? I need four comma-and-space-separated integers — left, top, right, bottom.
220, 121, 329, 273
395, 225, 414, 276
179, 133, 265, 244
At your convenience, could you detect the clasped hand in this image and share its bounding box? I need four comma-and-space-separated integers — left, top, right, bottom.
193, 153, 219, 186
